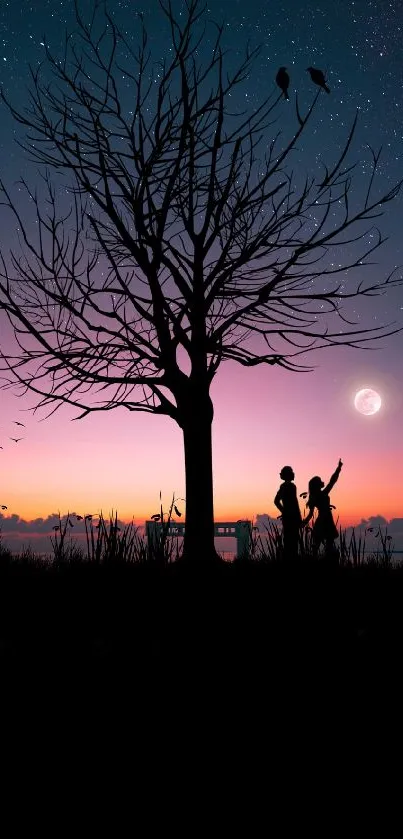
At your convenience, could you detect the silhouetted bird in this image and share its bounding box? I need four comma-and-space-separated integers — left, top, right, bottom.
306, 66, 330, 93
276, 66, 290, 100
13, 421, 26, 427
10, 437, 23, 443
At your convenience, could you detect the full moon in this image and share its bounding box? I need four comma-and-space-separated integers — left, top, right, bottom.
354, 388, 382, 416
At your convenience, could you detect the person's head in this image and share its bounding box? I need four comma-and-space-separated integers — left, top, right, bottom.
308, 476, 324, 495
280, 466, 295, 481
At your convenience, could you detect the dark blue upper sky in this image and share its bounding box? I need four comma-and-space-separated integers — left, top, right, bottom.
1, 1, 402, 233
1, 0, 402, 372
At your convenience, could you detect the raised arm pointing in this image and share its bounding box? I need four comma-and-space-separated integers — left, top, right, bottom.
323, 459, 343, 495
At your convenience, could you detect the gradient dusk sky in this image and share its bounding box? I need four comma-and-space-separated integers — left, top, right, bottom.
0, 0, 402, 552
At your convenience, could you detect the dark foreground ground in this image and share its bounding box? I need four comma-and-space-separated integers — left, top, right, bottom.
2, 556, 403, 796
1, 556, 402, 693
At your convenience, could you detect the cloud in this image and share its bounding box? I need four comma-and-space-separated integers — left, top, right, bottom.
384, 518, 403, 533
359, 515, 388, 528
0, 513, 61, 533
351, 516, 403, 552
1, 511, 402, 556
0, 512, 135, 555
254, 513, 403, 553
254, 514, 279, 529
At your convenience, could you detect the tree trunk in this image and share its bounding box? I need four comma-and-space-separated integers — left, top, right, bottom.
180, 394, 221, 562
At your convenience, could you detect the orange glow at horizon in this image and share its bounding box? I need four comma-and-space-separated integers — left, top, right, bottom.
4, 465, 401, 531
1, 354, 402, 534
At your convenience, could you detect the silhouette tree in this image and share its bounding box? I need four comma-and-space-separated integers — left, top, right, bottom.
0, 1, 401, 560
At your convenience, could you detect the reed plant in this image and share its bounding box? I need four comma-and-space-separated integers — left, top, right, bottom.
0, 497, 398, 567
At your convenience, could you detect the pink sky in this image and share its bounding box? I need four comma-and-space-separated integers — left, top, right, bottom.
1, 339, 402, 537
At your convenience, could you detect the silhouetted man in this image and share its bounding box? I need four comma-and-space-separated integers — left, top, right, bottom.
274, 466, 302, 559
306, 66, 330, 93
276, 67, 290, 100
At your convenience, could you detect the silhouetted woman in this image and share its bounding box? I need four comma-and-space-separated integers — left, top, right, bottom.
303, 459, 343, 557
274, 466, 302, 559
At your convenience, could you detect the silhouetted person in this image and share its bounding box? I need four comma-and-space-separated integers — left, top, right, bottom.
274, 466, 302, 559
303, 459, 343, 557
276, 67, 290, 100
306, 66, 330, 93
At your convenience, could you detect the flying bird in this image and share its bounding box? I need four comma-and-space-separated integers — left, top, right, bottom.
306, 66, 330, 93
276, 66, 290, 100
9, 437, 24, 443
13, 421, 26, 427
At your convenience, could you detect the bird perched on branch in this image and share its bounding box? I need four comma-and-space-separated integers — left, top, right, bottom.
306, 66, 330, 93
276, 66, 290, 100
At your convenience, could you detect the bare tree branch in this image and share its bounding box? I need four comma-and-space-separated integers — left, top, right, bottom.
0, 0, 401, 418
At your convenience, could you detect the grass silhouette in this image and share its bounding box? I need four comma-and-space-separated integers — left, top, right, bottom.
1, 496, 396, 567
1, 493, 401, 711
0, 493, 398, 622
